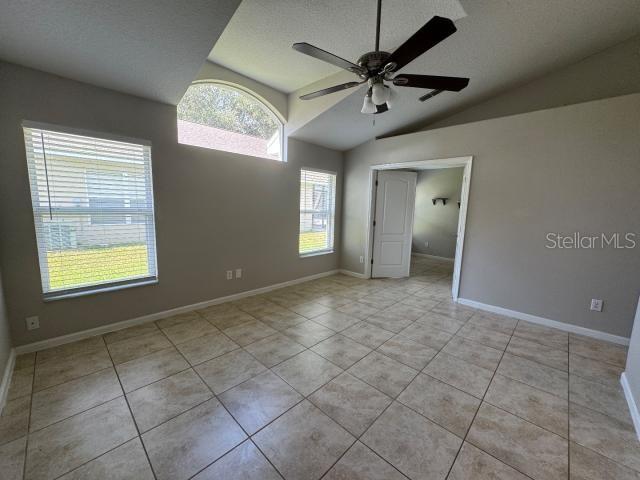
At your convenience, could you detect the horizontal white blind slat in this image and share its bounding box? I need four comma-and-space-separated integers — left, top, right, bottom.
23, 126, 158, 295
299, 169, 336, 255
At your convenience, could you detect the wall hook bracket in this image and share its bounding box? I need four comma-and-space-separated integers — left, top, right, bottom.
432, 197, 449, 206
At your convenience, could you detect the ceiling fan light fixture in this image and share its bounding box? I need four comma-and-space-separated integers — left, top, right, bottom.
371, 82, 389, 105
292, 0, 469, 112
361, 93, 376, 114
384, 86, 395, 109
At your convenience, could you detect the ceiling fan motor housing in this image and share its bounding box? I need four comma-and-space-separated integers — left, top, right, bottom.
357, 51, 392, 76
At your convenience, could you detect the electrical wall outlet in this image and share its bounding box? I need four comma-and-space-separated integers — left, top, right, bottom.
359, 256, 364, 263
590, 299, 603, 312
235, 268, 242, 279
26, 316, 39, 330
226, 270, 233, 280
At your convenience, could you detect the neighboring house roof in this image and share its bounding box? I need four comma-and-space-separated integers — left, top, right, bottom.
177, 120, 279, 159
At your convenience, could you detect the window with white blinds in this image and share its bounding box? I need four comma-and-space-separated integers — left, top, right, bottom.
299, 169, 336, 255
23, 123, 158, 298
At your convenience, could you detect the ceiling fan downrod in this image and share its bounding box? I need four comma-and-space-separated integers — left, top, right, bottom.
292, 0, 469, 114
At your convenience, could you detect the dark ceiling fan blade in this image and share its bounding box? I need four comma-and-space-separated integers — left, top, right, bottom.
299, 81, 363, 100
374, 103, 388, 114
386, 16, 456, 72
419, 89, 444, 102
393, 74, 469, 92
292, 43, 365, 74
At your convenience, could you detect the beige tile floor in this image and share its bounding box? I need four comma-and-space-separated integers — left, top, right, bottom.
1, 256, 638, 480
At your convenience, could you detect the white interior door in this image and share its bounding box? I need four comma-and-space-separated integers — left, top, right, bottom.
371, 171, 417, 278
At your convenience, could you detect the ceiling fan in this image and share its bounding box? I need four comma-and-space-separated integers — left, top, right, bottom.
292, 0, 469, 114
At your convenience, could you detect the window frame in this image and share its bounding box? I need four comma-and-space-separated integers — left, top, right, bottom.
22, 120, 159, 300
177, 80, 286, 162
298, 167, 337, 257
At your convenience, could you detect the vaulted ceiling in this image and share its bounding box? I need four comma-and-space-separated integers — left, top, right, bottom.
0, 0, 241, 104
211, 0, 640, 150
1, 0, 639, 151
209, 0, 467, 93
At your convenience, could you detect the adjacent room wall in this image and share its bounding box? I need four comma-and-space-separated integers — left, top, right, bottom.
412, 168, 464, 259
0, 61, 343, 346
341, 94, 640, 338
406, 34, 640, 134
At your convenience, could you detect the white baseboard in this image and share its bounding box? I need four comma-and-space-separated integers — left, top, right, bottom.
339, 269, 368, 279
0, 349, 16, 413
411, 252, 454, 263
621, 372, 640, 441
15, 270, 339, 355
457, 297, 630, 346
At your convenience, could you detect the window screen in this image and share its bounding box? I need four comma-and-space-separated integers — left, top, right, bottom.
299, 169, 336, 255
23, 123, 158, 297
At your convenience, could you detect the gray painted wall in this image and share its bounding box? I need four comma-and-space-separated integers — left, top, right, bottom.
412, 168, 464, 259
625, 297, 640, 412
0, 268, 12, 380
417, 35, 640, 132
341, 94, 640, 338
0, 62, 343, 346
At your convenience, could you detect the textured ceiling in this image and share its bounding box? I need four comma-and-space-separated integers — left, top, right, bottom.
0, 0, 241, 104
218, 0, 640, 151
209, 0, 466, 93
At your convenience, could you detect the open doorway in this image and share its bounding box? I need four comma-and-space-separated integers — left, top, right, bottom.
364, 156, 473, 300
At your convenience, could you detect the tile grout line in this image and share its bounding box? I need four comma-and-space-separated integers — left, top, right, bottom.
285, 271, 473, 476
182, 281, 421, 478
28, 346, 153, 480
29, 365, 113, 397
101, 335, 159, 480
228, 277, 495, 477
6, 273, 414, 477
182, 347, 290, 479
82, 318, 607, 476
318, 288, 480, 478
459, 325, 560, 479
20, 351, 37, 480
16, 269, 629, 479
154, 313, 294, 480
317, 297, 476, 478
442, 321, 526, 480
49, 436, 148, 480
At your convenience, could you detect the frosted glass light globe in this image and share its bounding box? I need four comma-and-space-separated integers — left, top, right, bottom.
361, 94, 376, 114
371, 82, 390, 105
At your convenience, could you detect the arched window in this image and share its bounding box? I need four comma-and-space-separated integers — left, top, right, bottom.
177, 82, 284, 161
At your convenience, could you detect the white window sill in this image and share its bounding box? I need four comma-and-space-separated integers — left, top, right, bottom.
299, 250, 334, 258
43, 277, 158, 302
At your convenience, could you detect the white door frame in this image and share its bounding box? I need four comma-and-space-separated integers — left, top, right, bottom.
364, 156, 473, 301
